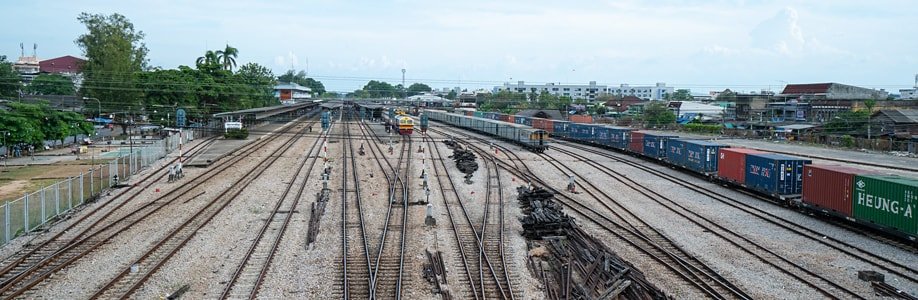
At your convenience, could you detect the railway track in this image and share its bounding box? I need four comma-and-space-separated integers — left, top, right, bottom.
425, 134, 515, 299
0, 137, 228, 297
428, 126, 749, 299
0, 136, 218, 284
369, 133, 410, 299
536, 145, 863, 299
340, 115, 373, 299
87, 120, 313, 299
218, 120, 330, 299
551, 140, 918, 282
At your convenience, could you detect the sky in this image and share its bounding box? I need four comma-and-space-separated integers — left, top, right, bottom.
2, 0, 917, 94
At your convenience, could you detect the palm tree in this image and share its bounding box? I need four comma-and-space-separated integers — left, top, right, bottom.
196, 50, 219, 69
216, 45, 238, 71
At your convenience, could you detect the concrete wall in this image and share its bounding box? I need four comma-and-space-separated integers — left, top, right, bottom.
827, 84, 889, 100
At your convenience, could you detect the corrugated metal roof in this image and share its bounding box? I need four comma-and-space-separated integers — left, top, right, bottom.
781, 83, 832, 95
875, 109, 918, 124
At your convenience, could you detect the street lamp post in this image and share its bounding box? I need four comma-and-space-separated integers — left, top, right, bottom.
82, 97, 101, 120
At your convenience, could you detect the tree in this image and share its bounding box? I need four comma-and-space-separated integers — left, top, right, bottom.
358, 80, 397, 98
195, 50, 222, 74
76, 12, 148, 113
670, 89, 693, 101
445, 90, 457, 100
407, 83, 432, 96
27, 74, 76, 95
0, 55, 22, 98
715, 89, 737, 101
236, 62, 277, 107
216, 44, 238, 71
277, 70, 326, 95
642, 101, 676, 126
824, 110, 869, 134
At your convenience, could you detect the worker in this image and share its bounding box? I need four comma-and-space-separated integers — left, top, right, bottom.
168, 165, 176, 183
176, 161, 184, 179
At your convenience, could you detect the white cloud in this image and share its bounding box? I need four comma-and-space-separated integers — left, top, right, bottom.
749, 7, 806, 55
274, 51, 299, 68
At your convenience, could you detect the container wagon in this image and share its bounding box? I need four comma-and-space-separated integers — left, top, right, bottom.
802, 164, 878, 219
667, 139, 728, 174
533, 118, 554, 134
743, 153, 811, 198
629, 131, 645, 154
642, 133, 678, 159
717, 148, 766, 185
553, 120, 572, 138
852, 175, 918, 240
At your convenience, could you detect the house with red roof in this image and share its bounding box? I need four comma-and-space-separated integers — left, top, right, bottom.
779, 82, 888, 100
39, 55, 85, 75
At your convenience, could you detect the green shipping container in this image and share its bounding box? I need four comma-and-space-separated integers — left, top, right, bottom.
852, 175, 918, 238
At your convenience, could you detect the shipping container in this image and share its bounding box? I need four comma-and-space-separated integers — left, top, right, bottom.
473, 111, 485, 118
717, 148, 767, 184
668, 139, 728, 174
642, 133, 678, 159
497, 114, 511, 122
629, 131, 645, 154
534, 118, 554, 133
593, 126, 611, 146
514, 115, 526, 125
553, 120, 571, 138
852, 175, 918, 238
569, 123, 595, 141
507, 115, 515, 124
569, 115, 594, 124
802, 165, 879, 218
465, 110, 474, 116
744, 153, 811, 196
608, 127, 632, 150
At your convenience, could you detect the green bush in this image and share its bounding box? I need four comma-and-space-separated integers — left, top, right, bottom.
683, 123, 722, 134
224, 128, 249, 139
840, 135, 855, 148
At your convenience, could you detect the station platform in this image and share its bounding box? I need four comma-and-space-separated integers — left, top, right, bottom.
185, 122, 290, 167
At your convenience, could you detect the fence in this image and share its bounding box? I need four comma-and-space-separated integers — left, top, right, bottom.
0, 130, 195, 246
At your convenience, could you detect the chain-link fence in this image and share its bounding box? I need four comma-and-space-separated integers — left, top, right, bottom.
0, 130, 195, 245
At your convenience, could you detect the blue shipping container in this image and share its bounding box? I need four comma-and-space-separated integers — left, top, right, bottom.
569, 123, 595, 141
553, 121, 571, 138
745, 153, 811, 196
608, 127, 632, 150
593, 126, 611, 146
643, 133, 678, 158
514, 116, 526, 125
667, 139, 728, 174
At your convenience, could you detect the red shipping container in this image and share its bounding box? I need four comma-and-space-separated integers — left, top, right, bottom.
497, 114, 511, 122
533, 118, 554, 133
508, 115, 515, 124
465, 111, 474, 116
717, 148, 766, 184
629, 131, 645, 153
802, 165, 879, 218
570, 115, 593, 123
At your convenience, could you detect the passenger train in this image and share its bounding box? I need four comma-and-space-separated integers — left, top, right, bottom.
425, 110, 549, 153
382, 107, 414, 135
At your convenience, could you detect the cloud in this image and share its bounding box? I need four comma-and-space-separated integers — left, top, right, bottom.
274, 51, 298, 68
749, 7, 806, 55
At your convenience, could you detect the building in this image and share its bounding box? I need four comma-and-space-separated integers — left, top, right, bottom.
495, 81, 673, 101
870, 109, 918, 136
901, 88, 918, 100
12, 55, 40, 84
604, 96, 643, 113
274, 82, 312, 105
779, 82, 888, 100
39, 55, 86, 88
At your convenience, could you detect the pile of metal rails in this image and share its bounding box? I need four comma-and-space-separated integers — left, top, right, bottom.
518, 186, 669, 300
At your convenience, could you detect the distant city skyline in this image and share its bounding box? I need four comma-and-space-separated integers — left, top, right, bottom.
2, 0, 916, 94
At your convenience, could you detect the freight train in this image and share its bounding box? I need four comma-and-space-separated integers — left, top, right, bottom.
426, 110, 550, 152
445, 109, 917, 241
